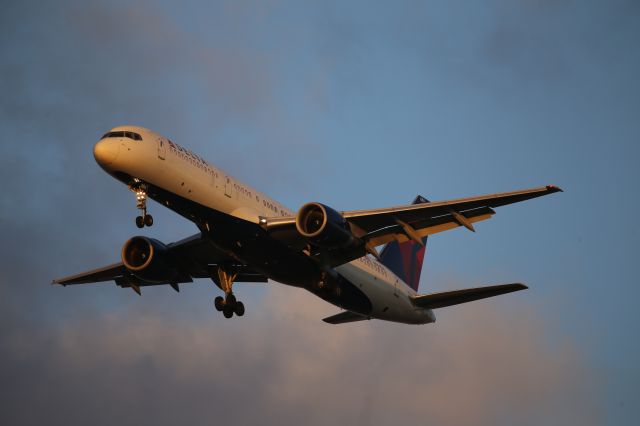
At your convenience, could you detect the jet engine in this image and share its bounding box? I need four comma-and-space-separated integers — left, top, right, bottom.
121, 236, 179, 283
295, 202, 358, 248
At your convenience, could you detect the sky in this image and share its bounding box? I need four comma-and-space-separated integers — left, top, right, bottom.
0, 0, 638, 424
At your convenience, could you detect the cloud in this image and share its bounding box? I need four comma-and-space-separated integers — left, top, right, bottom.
0, 2, 609, 425
0, 285, 598, 426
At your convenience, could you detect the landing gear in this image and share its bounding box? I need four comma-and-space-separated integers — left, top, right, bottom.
135, 213, 153, 228
212, 267, 245, 318
234, 301, 245, 316
131, 182, 153, 228
223, 305, 234, 318
214, 296, 225, 311
215, 293, 245, 318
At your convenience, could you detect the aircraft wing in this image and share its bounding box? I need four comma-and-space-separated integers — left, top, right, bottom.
263, 185, 562, 267
53, 262, 127, 285
53, 232, 267, 294
342, 185, 561, 234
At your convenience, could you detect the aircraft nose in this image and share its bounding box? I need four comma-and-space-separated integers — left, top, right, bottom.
93, 139, 119, 168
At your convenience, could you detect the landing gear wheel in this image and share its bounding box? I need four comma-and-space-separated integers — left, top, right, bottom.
226, 293, 237, 306
135, 216, 144, 228
214, 296, 224, 312
223, 305, 234, 318
144, 214, 154, 227
234, 301, 245, 317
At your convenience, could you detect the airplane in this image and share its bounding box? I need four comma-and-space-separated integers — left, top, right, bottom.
53, 125, 562, 324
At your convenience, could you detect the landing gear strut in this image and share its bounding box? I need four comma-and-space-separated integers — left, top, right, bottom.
212, 267, 245, 318
131, 182, 153, 228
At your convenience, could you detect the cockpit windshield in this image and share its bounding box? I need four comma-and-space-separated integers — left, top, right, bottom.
100, 131, 143, 141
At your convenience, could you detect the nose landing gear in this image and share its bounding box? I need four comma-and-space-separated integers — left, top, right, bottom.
212, 267, 245, 318
131, 183, 153, 228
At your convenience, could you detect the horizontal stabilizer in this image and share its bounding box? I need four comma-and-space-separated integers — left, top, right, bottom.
411, 283, 527, 309
323, 311, 370, 324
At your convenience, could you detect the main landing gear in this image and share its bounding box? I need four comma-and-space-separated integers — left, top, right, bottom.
132, 183, 153, 228
212, 267, 245, 319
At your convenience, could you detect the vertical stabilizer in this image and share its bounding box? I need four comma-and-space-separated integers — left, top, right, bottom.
379, 195, 429, 291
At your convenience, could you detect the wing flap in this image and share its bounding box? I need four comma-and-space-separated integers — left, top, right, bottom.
365, 207, 494, 247
411, 283, 528, 309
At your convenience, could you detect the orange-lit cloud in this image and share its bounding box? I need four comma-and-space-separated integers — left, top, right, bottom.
1, 285, 598, 425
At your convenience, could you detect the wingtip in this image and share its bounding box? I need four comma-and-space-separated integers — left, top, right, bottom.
513, 282, 528, 290
546, 184, 563, 193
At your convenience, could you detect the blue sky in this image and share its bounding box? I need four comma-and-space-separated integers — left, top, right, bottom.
1, 1, 638, 424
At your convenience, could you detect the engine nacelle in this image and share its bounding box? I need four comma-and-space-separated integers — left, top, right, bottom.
295, 202, 357, 248
121, 236, 178, 283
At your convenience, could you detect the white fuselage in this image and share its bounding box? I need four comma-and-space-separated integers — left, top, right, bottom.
94, 125, 435, 324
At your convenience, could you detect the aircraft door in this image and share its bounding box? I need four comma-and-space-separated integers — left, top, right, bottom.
157, 138, 166, 160
224, 176, 233, 198
210, 170, 217, 188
